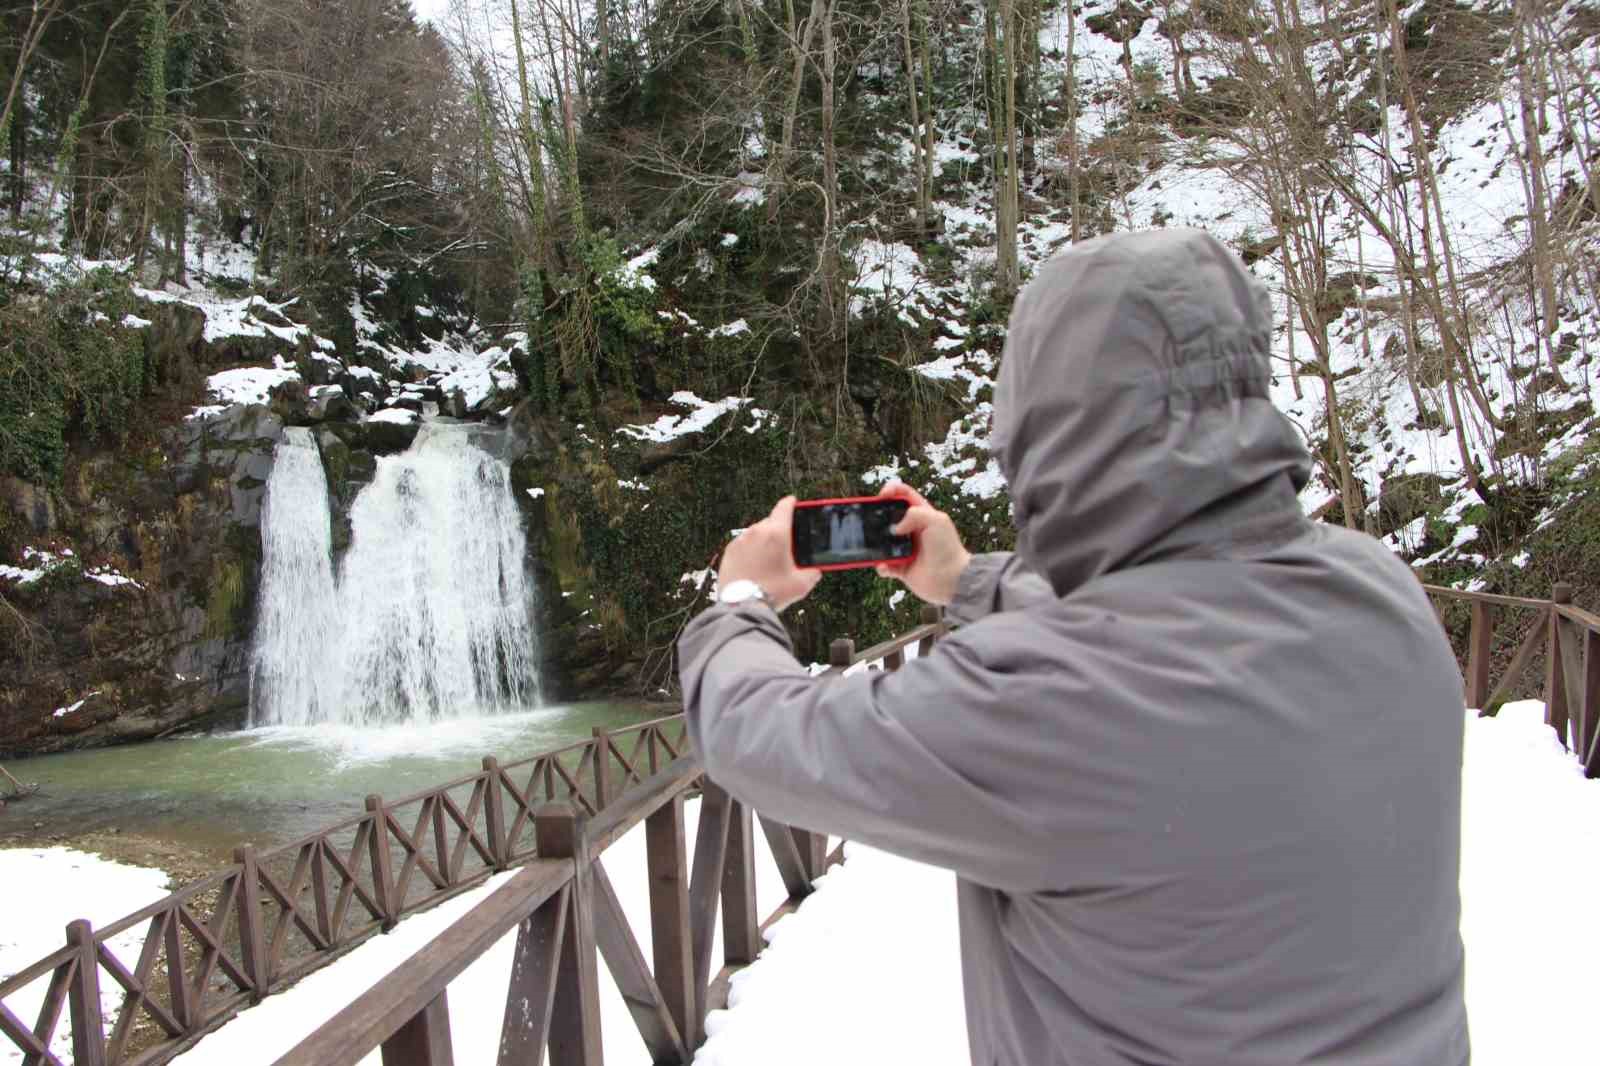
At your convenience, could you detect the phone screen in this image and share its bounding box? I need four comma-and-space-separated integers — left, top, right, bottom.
792, 498, 914, 569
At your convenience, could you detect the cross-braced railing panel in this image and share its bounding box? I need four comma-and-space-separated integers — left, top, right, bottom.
0, 944, 78, 1066
1425, 583, 1600, 777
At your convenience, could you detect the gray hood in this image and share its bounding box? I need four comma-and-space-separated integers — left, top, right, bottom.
993, 228, 1312, 595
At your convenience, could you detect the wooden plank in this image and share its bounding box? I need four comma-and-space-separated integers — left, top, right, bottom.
380, 991, 454, 1066
687, 783, 731, 1045
65, 920, 103, 1066
272, 861, 573, 1066
0, 994, 62, 1066
310, 842, 333, 949
1465, 601, 1494, 710
1554, 602, 1600, 633
646, 795, 694, 1053
789, 826, 825, 883
29, 950, 74, 1061
536, 808, 603, 1066
163, 904, 194, 1032
1556, 614, 1585, 740
1546, 611, 1571, 749
1483, 616, 1548, 715
1584, 631, 1600, 779
1421, 585, 1551, 610
591, 730, 612, 811
432, 794, 452, 887
497, 885, 569, 1066
232, 848, 270, 999
590, 861, 687, 1063
756, 815, 811, 901
365, 798, 399, 930
720, 800, 760, 967
482, 759, 508, 870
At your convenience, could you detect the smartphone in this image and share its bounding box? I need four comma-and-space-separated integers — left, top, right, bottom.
791, 496, 916, 570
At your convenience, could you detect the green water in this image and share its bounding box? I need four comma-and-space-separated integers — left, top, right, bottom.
6, 701, 666, 858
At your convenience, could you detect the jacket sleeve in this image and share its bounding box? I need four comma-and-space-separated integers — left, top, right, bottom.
946, 551, 1055, 624
676, 600, 1065, 891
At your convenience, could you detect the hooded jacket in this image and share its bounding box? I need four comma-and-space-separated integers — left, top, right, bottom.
677, 229, 1469, 1065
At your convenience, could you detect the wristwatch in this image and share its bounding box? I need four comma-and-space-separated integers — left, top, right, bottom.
717, 579, 772, 606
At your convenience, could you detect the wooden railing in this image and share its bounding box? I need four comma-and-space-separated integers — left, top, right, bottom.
0, 608, 947, 1066
1424, 582, 1600, 778
0, 714, 690, 1066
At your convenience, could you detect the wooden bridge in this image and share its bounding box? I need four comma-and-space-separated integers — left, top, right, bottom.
2, 585, 1597, 1066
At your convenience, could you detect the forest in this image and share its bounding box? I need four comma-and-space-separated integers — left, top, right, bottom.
2, 0, 1598, 719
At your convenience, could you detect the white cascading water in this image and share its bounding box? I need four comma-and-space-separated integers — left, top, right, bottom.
251, 428, 339, 725
249, 424, 541, 727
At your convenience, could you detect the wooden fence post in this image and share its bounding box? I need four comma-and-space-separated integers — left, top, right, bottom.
829, 639, 854, 669
1547, 586, 1573, 748
1582, 628, 1600, 779
367, 796, 399, 930
918, 604, 943, 656
687, 783, 732, 1046
482, 758, 507, 870
721, 800, 760, 969
535, 806, 602, 1066
65, 919, 106, 1066
591, 729, 611, 811
646, 794, 695, 1050
232, 847, 270, 999
1466, 601, 1494, 710
380, 989, 454, 1066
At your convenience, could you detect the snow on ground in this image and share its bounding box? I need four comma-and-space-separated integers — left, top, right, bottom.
0, 849, 172, 1066
0, 548, 141, 592
367, 408, 420, 427
436, 345, 519, 413
201, 363, 301, 407
1458, 700, 1600, 1066
619, 393, 768, 443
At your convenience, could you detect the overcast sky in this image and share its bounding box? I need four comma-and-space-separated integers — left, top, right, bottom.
411, 0, 449, 23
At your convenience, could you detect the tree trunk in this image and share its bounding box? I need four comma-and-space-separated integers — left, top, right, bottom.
900, 0, 924, 229
819, 0, 841, 333
769, 0, 825, 223
920, 0, 936, 227
1066, 1, 1080, 242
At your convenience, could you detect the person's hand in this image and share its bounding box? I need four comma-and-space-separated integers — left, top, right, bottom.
873, 481, 972, 606
717, 496, 821, 611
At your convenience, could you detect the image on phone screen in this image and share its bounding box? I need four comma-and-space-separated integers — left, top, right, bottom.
793, 499, 913, 568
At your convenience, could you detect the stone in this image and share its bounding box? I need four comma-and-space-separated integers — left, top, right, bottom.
306, 351, 346, 386
0, 477, 56, 535
305, 385, 357, 423
362, 412, 422, 455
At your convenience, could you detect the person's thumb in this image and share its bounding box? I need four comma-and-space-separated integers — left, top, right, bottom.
892, 504, 938, 537
770, 495, 798, 524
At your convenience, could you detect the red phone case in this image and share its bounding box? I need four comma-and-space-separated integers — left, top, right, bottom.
792, 495, 919, 571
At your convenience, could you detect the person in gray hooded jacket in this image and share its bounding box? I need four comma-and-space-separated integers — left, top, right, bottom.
676, 228, 1470, 1065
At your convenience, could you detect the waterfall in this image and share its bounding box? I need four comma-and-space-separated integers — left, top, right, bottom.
249, 424, 541, 727
251, 428, 338, 726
